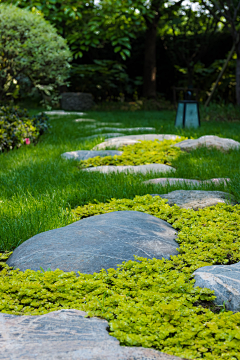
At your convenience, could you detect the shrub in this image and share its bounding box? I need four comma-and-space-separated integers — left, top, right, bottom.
0, 4, 72, 107
0, 106, 50, 152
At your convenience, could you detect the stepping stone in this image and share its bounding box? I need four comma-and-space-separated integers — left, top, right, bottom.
93, 127, 155, 133
0, 309, 184, 360
98, 122, 122, 126
173, 135, 240, 152
6, 211, 179, 275
61, 150, 123, 161
42, 110, 86, 116
83, 164, 176, 175
79, 133, 126, 141
93, 134, 180, 150
193, 262, 240, 312
144, 178, 230, 186
75, 118, 96, 122
151, 190, 237, 210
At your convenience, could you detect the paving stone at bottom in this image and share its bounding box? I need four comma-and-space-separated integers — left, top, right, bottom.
83, 164, 176, 174
151, 190, 237, 210
0, 309, 185, 360
61, 150, 123, 161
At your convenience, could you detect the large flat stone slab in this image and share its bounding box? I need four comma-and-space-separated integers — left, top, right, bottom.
93, 127, 155, 133
61, 150, 123, 161
173, 135, 240, 152
83, 164, 176, 174
193, 262, 240, 312
92, 134, 180, 150
151, 190, 237, 210
144, 178, 230, 186
0, 309, 184, 360
6, 211, 179, 275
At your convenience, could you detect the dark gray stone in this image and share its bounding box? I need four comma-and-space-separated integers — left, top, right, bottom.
193, 262, 240, 312
61, 92, 94, 111
61, 150, 123, 161
0, 309, 185, 359
6, 211, 179, 275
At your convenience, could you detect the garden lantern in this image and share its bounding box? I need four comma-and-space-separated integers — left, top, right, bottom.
175, 90, 200, 128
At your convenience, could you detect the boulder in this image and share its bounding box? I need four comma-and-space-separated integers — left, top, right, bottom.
93, 127, 155, 133
6, 211, 179, 275
61, 150, 123, 161
193, 262, 240, 312
92, 134, 181, 150
83, 164, 176, 175
151, 190, 237, 210
61, 92, 94, 111
144, 178, 230, 186
0, 309, 184, 360
42, 110, 86, 116
173, 135, 240, 152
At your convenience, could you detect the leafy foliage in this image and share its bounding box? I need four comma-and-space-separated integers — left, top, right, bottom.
0, 106, 50, 152
0, 4, 72, 106
79, 138, 187, 168
1, 195, 240, 359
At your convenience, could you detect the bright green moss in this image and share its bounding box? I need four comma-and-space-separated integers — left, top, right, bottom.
1, 195, 240, 359
79, 138, 187, 168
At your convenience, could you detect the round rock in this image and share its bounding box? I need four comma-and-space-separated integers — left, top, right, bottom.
61, 150, 123, 161
6, 211, 179, 275
173, 135, 240, 152
82, 164, 176, 174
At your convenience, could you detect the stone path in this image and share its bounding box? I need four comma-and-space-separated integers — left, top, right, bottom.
6, 211, 179, 275
151, 190, 237, 210
61, 150, 123, 161
0, 309, 185, 360
173, 135, 240, 152
144, 177, 230, 186
83, 164, 176, 174
194, 262, 240, 312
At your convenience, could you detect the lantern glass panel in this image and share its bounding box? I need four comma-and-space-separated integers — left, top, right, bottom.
175, 103, 184, 127
185, 103, 199, 128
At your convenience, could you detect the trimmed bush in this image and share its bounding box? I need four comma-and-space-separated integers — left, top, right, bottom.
0, 4, 72, 106
0, 106, 50, 152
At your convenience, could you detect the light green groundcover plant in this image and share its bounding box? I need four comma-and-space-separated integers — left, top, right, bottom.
79, 138, 187, 168
1, 195, 240, 359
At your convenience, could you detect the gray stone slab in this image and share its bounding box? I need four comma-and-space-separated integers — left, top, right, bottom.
151, 190, 237, 210
193, 262, 240, 312
0, 309, 184, 360
173, 135, 240, 152
6, 211, 179, 275
83, 164, 176, 174
144, 178, 230, 186
79, 133, 126, 141
75, 118, 96, 122
42, 110, 86, 116
93, 127, 155, 133
92, 134, 180, 150
61, 150, 123, 161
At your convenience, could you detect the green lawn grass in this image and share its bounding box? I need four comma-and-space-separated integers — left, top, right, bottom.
0, 103, 240, 252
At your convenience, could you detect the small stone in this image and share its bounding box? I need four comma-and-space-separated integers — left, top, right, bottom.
144, 178, 230, 186
0, 309, 184, 359
75, 118, 96, 122
93, 134, 181, 150
193, 262, 240, 312
61, 92, 94, 111
6, 211, 179, 275
61, 150, 123, 161
151, 190, 237, 210
173, 135, 240, 152
42, 110, 86, 116
83, 164, 176, 175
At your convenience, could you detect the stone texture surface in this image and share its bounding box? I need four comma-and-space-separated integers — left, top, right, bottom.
61, 150, 123, 161
144, 178, 230, 186
193, 262, 240, 312
0, 309, 184, 360
75, 118, 96, 122
6, 211, 179, 275
79, 133, 126, 141
173, 135, 240, 152
83, 164, 176, 175
151, 190, 237, 210
92, 134, 180, 150
43, 110, 86, 116
93, 127, 155, 133
61, 92, 94, 111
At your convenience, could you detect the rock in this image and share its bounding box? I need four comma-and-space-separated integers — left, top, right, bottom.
98, 122, 122, 126
6, 211, 179, 275
42, 110, 86, 116
75, 118, 96, 122
61, 150, 123, 161
83, 164, 176, 175
61, 92, 95, 111
79, 133, 126, 141
151, 190, 237, 210
173, 135, 240, 152
92, 134, 181, 150
193, 262, 240, 312
0, 309, 184, 360
93, 127, 155, 133
144, 178, 230, 186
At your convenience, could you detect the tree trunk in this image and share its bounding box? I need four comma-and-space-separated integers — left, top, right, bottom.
236, 41, 240, 106
143, 20, 157, 99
